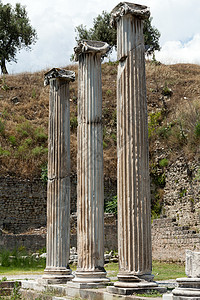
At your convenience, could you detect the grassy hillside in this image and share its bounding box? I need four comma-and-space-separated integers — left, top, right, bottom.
0, 61, 199, 182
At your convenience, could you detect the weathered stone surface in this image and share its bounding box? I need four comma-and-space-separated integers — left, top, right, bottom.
186, 250, 200, 278
111, 2, 154, 287
42, 68, 75, 284
73, 40, 110, 285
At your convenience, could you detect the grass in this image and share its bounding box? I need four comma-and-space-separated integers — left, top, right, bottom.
0, 260, 185, 281
152, 260, 185, 281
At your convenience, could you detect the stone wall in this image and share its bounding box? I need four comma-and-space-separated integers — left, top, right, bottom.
152, 218, 200, 262
0, 176, 117, 234
0, 177, 47, 233
162, 157, 200, 228
1, 214, 118, 252
2, 216, 200, 262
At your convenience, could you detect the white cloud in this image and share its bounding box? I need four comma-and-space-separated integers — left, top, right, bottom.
156, 34, 200, 65
1, 0, 200, 73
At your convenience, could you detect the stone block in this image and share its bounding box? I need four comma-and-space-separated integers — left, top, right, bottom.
186, 250, 200, 278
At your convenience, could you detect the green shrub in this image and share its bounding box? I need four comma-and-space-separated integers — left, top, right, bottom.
148, 111, 162, 138
24, 138, 33, 146
10, 281, 22, 300
162, 82, 173, 97
31, 88, 36, 99
9, 135, 17, 146
1, 250, 10, 267
41, 164, 48, 183
157, 122, 173, 139
195, 121, 200, 138
0, 147, 10, 156
16, 121, 32, 138
105, 196, 118, 215
70, 116, 78, 131
0, 118, 5, 135
32, 146, 48, 156
159, 158, 169, 167
34, 128, 48, 144
106, 89, 112, 96
103, 141, 108, 149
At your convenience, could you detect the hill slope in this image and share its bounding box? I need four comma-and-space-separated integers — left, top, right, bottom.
0, 61, 199, 180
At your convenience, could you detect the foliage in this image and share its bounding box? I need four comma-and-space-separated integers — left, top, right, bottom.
105, 195, 117, 215
143, 17, 161, 55
0, 147, 10, 156
136, 291, 162, 298
195, 121, 200, 138
150, 163, 166, 219
159, 158, 169, 168
0, 118, 5, 135
10, 282, 22, 300
148, 111, 163, 138
74, 11, 116, 56
0, 248, 46, 270
41, 164, 48, 183
70, 115, 78, 131
162, 83, 173, 97
0, 1, 37, 74
74, 11, 160, 57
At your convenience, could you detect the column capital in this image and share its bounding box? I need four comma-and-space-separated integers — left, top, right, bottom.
74, 40, 110, 61
111, 2, 150, 26
44, 68, 75, 86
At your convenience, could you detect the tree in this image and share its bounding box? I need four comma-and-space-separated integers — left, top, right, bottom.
74, 11, 160, 57
0, 1, 37, 74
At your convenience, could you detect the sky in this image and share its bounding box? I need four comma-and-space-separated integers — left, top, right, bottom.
2, 0, 200, 74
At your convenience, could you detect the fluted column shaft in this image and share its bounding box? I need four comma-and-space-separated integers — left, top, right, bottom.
42, 68, 75, 284
112, 3, 153, 284
73, 41, 109, 284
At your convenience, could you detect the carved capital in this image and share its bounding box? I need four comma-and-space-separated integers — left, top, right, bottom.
111, 2, 150, 27
44, 68, 75, 86
74, 40, 110, 61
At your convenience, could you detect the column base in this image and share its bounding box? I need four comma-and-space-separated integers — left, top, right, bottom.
172, 277, 200, 299
107, 272, 162, 296
71, 270, 110, 288
117, 272, 155, 283
38, 267, 74, 284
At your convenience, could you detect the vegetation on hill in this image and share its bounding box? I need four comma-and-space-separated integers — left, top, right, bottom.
0, 61, 199, 215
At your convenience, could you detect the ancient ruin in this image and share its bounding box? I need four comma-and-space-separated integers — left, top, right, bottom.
108, 2, 157, 295
170, 250, 200, 299
70, 40, 110, 287
41, 68, 75, 284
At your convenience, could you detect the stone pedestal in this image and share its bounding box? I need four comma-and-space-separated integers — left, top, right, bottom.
41, 68, 75, 284
171, 251, 200, 299
72, 40, 110, 286
108, 2, 157, 294
173, 278, 200, 299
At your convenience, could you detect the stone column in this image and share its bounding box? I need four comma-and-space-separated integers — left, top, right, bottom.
72, 40, 110, 287
42, 68, 75, 284
108, 2, 157, 294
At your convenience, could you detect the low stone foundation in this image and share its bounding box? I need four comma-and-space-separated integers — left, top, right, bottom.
1, 216, 200, 262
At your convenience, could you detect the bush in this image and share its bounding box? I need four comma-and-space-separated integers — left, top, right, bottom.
70, 115, 78, 131
159, 158, 169, 167
34, 127, 48, 144
32, 146, 48, 156
41, 164, 48, 183
0, 147, 10, 156
105, 196, 117, 215
195, 121, 200, 138
9, 135, 17, 146
0, 118, 5, 135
